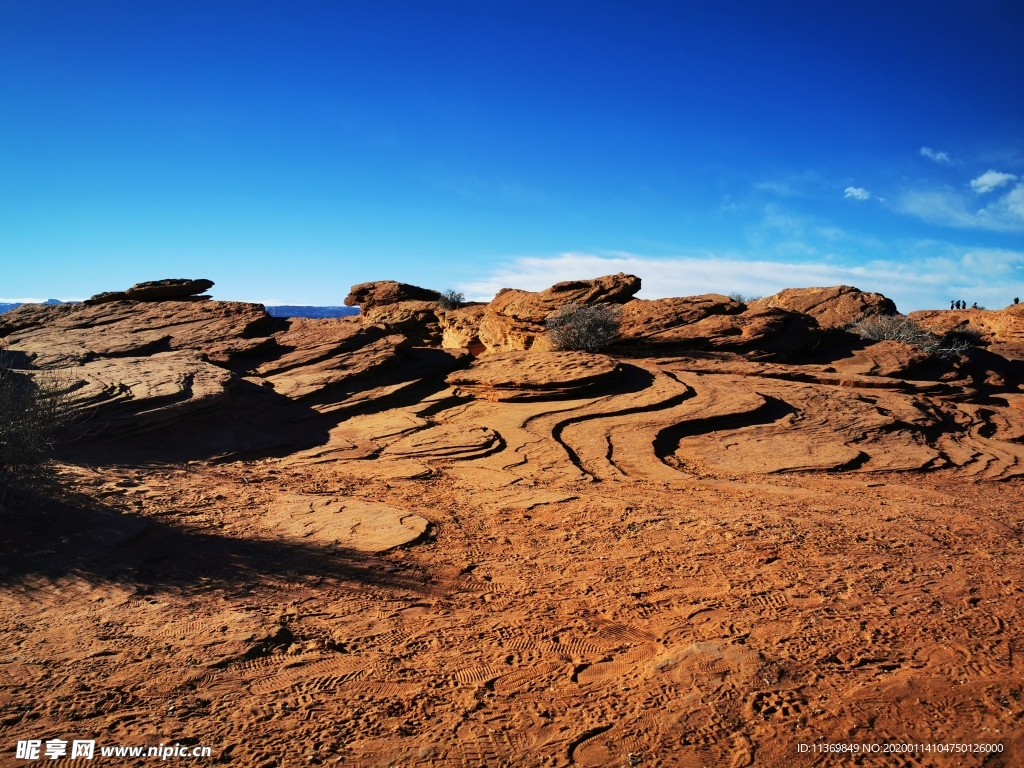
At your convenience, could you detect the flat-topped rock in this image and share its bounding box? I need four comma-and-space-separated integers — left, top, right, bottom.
86, 278, 215, 304
447, 350, 623, 400
344, 280, 440, 310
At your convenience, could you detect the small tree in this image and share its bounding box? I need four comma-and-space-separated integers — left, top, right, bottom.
546, 303, 621, 352
437, 289, 465, 310
0, 354, 72, 501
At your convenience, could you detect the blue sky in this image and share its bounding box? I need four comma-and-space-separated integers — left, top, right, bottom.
1, 0, 1022, 311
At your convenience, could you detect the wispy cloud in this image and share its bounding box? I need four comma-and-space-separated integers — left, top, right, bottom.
458, 247, 1024, 313
897, 183, 1024, 232
755, 181, 796, 196
920, 146, 952, 164
970, 169, 1017, 194
843, 186, 872, 201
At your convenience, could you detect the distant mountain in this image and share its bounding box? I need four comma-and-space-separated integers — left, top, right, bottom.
0, 301, 359, 318
265, 305, 360, 319
0, 299, 75, 314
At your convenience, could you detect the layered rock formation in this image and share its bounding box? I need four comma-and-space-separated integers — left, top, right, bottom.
8, 274, 1024, 768
446, 351, 623, 401
4, 273, 1023, 477
86, 278, 216, 304
0, 298, 274, 367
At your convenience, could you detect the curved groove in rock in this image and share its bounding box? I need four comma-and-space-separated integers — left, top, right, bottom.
652, 394, 795, 464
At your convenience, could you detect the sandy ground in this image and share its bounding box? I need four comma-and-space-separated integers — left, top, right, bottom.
3, 356, 1024, 767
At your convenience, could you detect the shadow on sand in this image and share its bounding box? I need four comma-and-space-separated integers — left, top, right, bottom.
0, 490, 426, 595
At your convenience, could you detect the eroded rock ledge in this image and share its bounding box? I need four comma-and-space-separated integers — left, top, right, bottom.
2, 274, 1022, 480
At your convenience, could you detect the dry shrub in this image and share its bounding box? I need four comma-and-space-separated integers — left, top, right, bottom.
727, 292, 762, 304
437, 289, 465, 310
546, 303, 621, 352
849, 315, 982, 360
0, 354, 73, 501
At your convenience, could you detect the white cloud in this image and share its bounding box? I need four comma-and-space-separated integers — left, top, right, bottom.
920, 146, 952, 164
970, 169, 1018, 194
458, 248, 1024, 313
897, 183, 1024, 232
843, 187, 872, 200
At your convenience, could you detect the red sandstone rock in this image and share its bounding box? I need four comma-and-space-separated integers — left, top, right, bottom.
55, 351, 233, 437
361, 300, 443, 344
911, 305, 1024, 347
438, 304, 488, 350
754, 285, 897, 329
447, 350, 623, 400
0, 300, 273, 367
639, 304, 821, 356
343, 280, 440, 310
478, 274, 641, 352
86, 278, 215, 304
617, 294, 745, 339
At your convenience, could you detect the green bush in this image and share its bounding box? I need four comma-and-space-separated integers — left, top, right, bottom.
546, 303, 621, 352
0, 354, 72, 501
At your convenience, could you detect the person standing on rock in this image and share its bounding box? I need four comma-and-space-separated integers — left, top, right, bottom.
1015, 297, 1020, 305
950, 300, 955, 310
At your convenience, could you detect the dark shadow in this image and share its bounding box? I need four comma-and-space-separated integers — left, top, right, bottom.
652, 394, 798, 461
0, 490, 427, 594
299, 347, 471, 417
55, 378, 336, 466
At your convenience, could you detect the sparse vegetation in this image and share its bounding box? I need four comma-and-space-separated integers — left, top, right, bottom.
437, 289, 465, 310
546, 303, 621, 352
848, 314, 982, 360
728, 292, 762, 304
0, 353, 72, 501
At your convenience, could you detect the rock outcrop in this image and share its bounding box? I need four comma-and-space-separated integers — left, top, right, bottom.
479, 273, 641, 352
55, 351, 233, 437
447, 350, 623, 401
361, 300, 443, 345
438, 305, 488, 351
255, 317, 411, 400
911, 305, 1024, 346
617, 294, 745, 339
754, 285, 897, 329
0, 299, 274, 367
343, 280, 440, 310
86, 278, 215, 304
